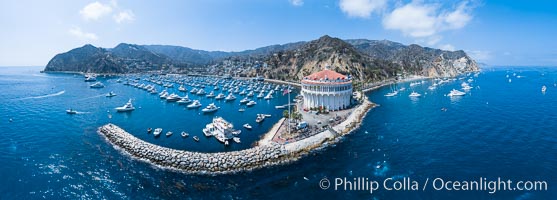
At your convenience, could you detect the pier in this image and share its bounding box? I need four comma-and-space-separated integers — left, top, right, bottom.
98, 99, 373, 174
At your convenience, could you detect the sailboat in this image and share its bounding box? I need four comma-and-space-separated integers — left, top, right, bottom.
384, 83, 398, 97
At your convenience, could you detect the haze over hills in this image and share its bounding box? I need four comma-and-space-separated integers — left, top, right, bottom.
44, 35, 479, 82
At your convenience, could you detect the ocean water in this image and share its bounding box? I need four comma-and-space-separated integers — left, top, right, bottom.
0, 66, 555, 199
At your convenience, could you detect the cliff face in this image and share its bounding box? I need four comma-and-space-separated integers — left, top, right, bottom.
259, 35, 479, 82
44, 35, 479, 81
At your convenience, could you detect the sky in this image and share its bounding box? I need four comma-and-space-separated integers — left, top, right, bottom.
1, 0, 556, 66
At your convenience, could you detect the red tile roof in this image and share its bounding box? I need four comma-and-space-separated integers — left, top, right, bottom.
304, 69, 348, 80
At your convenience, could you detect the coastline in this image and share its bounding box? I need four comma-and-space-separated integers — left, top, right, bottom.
97, 98, 374, 175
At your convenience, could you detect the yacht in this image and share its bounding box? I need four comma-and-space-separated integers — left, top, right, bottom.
202, 117, 240, 144
256, 92, 265, 98
224, 93, 236, 101
190, 88, 198, 94
239, 90, 246, 95
106, 91, 117, 97
89, 82, 104, 88
246, 100, 257, 107
115, 99, 135, 112
177, 96, 192, 104
206, 91, 215, 98
215, 93, 225, 100
461, 82, 473, 90
153, 128, 162, 137
187, 100, 202, 108
196, 89, 206, 95
178, 85, 187, 92
239, 97, 250, 104
166, 93, 181, 102
384, 91, 398, 97
243, 123, 252, 130
201, 103, 220, 113
447, 89, 466, 97
542, 85, 547, 93
264, 92, 273, 100
408, 92, 421, 97
247, 91, 254, 97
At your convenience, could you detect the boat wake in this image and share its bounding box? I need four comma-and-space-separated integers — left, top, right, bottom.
18, 90, 65, 100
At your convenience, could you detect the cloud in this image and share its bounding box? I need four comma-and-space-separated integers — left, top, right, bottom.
382, 1, 473, 46
289, 0, 304, 6
80, 1, 113, 21
466, 50, 491, 61
68, 27, 98, 40
340, 0, 387, 18
439, 44, 455, 51
114, 10, 135, 23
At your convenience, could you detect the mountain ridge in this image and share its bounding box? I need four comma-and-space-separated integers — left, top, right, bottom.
44, 35, 479, 82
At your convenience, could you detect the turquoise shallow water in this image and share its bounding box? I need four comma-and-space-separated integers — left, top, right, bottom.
0, 66, 555, 199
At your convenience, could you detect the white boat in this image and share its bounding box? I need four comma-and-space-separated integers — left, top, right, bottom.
177, 96, 192, 104
89, 82, 104, 88
461, 82, 473, 90
275, 105, 286, 109
166, 93, 181, 102
196, 89, 206, 95
247, 91, 254, 97
106, 91, 117, 97
224, 93, 236, 101
542, 85, 547, 93
384, 91, 398, 97
115, 99, 135, 112
256, 92, 265, 98
190, 88, 198, 94
165, 131, 173, 137
178, 85, 187, 92
264, 93, 273, 100
239, 97, 249, 104
246, 100, 257, 107
447, 89, 466, 97
239, 90, 246, 95
84, 75, 97, 82
215, 93, 225, 100
153, 128, 162, 137
408, 92, 421, 97
206, 91, 215, 98
187, 100, 202, 108
193, 136, 200, 142
233, 137, 241, 143
202, 117, 239, 144
255, 114, 265, 123
238, 108, 245, 112
201, 103, 220, 113
66, 109, 77, 114
243, 123, 252, 129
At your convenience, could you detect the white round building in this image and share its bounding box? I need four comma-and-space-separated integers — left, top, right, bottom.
301, 69, 353, 111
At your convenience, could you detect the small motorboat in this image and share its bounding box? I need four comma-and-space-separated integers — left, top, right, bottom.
238, 108, 245, 112
243, 123, 252, 129
181, 131, 189, 138
193, 136, 200, 142
233, 137, 241, 143
147, 128, 152, 133
153, 128, 162, 137
66, 109, 77, 114
106, 91, 117, 97
165, 131, 173, 137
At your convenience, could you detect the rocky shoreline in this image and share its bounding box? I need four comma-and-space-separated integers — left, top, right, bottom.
98, 99, 374, 175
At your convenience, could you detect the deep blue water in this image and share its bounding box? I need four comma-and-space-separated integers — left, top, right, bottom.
0, 66, 555, 199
